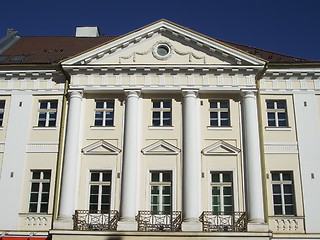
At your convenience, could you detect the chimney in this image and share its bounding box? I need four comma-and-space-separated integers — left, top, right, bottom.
75, 26, 100, 37
7, 28, 14, 35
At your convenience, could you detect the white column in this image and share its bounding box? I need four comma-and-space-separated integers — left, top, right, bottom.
118, 90, 140, 230
55, 90, 82, 229
242, 90, 267, 231
182, 90, 201, 231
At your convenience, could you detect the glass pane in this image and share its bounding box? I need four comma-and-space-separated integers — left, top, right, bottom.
0, 101, 5, 109
106, 101, 114, 108
220, 101, 229, 108
285, 206, 294, 215
50, 101, 58, 109
102, 185, 111, 194
90, 185, 99, 194
33, 171, 41, 179
272, 173, 280, 181
224, 206, 233, 213
210, 101, 217, 108
43, 171, 51, 179
30, 193, 38, 202
274, 206, 282, 215
152, 196, 159, 204
151, 173, 160, 182
162, 186, 171, 194
102, 172, 111, 182
96, 101, 104, 108
212, 186, 220, 195
284, 195, 293, 204
210, 120, 218, 126
40, 102, 48, 109
212, 196, 220, 205
163, 119, 171, 126
31, 183, 39, 191
210, 112, 218, 118
273, 195, 282, 204
272, 185, 281, 193
41, 193, 49, 202
29, 203, 38, 212
95, 119, 103, 126
220, 112, 229, 118
91, 173, 100, 181
162, 196, 171, 204
151, 186, 159, 194
223, 187, 231, 195
90, 195, 98, 203
40, 203, 48, 213
163, 101, 171, 108
277, 101, 286, 109
153, 101, 160, 108
223, 173, 231, 182
224, 196, 232, 205
162, 172, 171, 182
282, 173, 292, 181
284, 185, 293, 194
267, 101, 274, 109
211, 173, 219, 183
42, 183, 50, 192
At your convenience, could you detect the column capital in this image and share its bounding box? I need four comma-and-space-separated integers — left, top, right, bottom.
124, 89, 141, 98
182, 89, 199, 98
68, 89, 83, 99
240, 89, 257, 98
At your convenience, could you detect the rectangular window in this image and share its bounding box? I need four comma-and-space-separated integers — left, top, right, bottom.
89, 171, 112, 212
0, 100, 5, 126
271, 171, 295, 215
29, 170, 51, 213
38, 100, 58, 127
152, 100, 172, 126
266, 100, 288, 127
94, 100, 114, 127
209, 100, 230, 127
211, 172, 233, 213
150, 171, 172, 213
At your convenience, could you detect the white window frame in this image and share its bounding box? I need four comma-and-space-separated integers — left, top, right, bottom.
266, 100, 288, 127
210, 171, 233, 213
209, 100, 230, 127
271, 171, 295, 216
0, 100, 5, 127
88, 170, 112, 212
152, 100, 172, 127
94, 100, 115, 127
37, 100, 58, 127
29, 170, 51, 213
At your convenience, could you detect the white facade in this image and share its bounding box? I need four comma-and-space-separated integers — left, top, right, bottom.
0, 19, 320, 240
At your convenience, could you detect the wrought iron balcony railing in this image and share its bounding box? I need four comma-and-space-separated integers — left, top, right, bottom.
73, 210, 120, 231
135, 211, 182, 232
199, 211, 247, 232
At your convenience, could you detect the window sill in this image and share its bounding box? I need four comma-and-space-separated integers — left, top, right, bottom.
148, 126, 174, 130
33, 126, 57, 130
207, 126, 233, 130
265, 127, 291, 131
90, 126, 115, 130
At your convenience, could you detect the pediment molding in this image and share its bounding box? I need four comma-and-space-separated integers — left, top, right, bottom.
202, 140, 240, 156
142, 140, 180, 155
82, 140, 121, 155
62, 19, 265, 67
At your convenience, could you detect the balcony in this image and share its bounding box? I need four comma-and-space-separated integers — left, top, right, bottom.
135, 211, 182, 231
199, 211, 247, 232
73, 210, 120, 231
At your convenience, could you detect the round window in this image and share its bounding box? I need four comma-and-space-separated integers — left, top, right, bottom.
157, 44, 170, 57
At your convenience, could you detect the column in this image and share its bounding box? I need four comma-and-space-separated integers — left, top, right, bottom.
54, 90, 82, 229
241, 90, 268, 231
182, 90, 202, 231
118, 90, 140, 230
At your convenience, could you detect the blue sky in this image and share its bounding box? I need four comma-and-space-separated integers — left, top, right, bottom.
1, 0, 320, 60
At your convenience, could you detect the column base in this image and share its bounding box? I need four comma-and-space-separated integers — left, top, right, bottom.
247, 222, 269, 232
53, 216, 73, 230
117, 218, 137, 231
181, 218, 202, 231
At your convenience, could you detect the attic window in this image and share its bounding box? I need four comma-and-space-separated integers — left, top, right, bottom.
10, 55, 26, 62
153, 42, 172, 60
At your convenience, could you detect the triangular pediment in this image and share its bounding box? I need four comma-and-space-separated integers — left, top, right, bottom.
62, 19, 265, 67
202, 140, 240, 156
142, 140, 180, 155
82, 140, 121, 155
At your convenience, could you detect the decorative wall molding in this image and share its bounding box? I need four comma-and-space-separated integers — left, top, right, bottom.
264, 143, 298, 154
202, 140, 240, 156
82, 140, 121, 155
26, 142, 59, 153
141, 140, 180, 155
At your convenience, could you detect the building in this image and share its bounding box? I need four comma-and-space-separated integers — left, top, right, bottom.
0, 19, 319, 240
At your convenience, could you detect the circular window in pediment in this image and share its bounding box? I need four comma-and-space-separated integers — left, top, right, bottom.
153, 42, 172, 60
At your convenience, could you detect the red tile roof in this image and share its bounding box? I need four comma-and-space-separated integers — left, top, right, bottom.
0, 35, 316, 65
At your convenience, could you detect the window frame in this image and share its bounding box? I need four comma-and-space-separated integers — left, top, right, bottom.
88, 170, 112, 213
151, 100, 172, 127
149, 170, 173, 213
28, 170, 51, 213
210, 171, 234, 213
0, 100, 5, 127
209, 100, 230, 127
37, 100, 58, 127
271, 171, 296, 216
94, 100, 115, 127
266, 100, 288, 128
